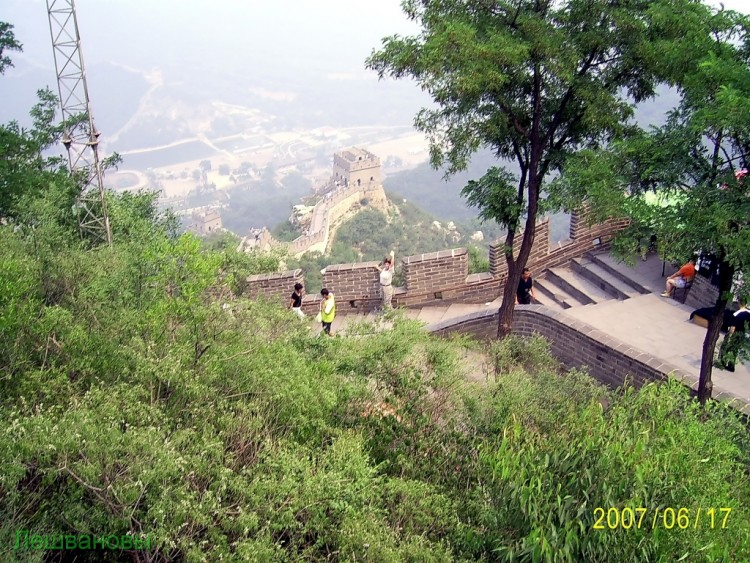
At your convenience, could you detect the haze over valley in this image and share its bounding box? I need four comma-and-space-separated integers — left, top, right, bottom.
1, 0, 743, 242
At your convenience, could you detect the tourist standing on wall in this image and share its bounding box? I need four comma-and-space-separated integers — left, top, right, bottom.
290, 283, 305, 320
319, 288, 336, 336
378, 250, 396, 310
516, 268, 537, 305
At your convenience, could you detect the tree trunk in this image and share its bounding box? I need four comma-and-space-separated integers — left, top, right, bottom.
496, 63, 542, 340
497, 265, 519, 338
697, 256, 733, 405
496, 177, 541, 339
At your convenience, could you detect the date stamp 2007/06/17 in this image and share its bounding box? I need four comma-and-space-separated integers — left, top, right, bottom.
593, 507, 732, 530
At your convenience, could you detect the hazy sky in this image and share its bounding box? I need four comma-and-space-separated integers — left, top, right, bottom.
1, 0, 747, 130
2, 1, 419, 77
5, 0, 746, 81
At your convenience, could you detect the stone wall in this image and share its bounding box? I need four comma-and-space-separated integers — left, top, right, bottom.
289, 182, 385, 257
322, 262, 382, 313
487, 209, 629, 282
569, 206, 630, 242
245, 269, 303, 303
403, 248, 469, 293
289, 228, 326, 255
245, 209, 629, 313
685, 274, 720, 310
489, 219, 550, 279
426, 306, 747, 415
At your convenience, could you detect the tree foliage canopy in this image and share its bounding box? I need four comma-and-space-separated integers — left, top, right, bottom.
552, 4, 750, 401
367, 0, 696, 336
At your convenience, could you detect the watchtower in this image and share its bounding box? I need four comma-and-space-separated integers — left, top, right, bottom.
332, 147, 381, 188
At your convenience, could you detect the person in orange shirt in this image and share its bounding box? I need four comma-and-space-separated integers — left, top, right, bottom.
661, 257, 696, 298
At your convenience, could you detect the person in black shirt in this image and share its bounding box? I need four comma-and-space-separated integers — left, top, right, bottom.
717, 300, 750, 372
516, 268, 536, 305
289, 282, 305, 319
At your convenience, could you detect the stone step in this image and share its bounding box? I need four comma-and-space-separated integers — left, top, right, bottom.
403, 308, 423, 321
486, 295, 504, 307
570, 257, 641, 300
586, 252, 650, 294
531, 289, 565, 310
546, 267, 612, 305
535, 277, 586, 309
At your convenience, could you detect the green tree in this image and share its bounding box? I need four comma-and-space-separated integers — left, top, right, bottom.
0, 88, 72, 221
556, 5, 750, 403
0, 21, 21, 74
368, 0, 691, 337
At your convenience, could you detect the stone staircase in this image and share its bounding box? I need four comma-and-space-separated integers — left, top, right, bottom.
534, 251, 651, 311
329, 250, 666, 334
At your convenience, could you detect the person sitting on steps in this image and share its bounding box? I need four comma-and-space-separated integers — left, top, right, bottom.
661, 257, 696, 298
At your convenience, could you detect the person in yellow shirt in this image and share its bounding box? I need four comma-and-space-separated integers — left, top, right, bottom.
661, 257, 696, 298
319, 288, 336, 336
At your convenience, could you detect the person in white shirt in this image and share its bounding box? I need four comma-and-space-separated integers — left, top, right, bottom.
377, 250, 396, 310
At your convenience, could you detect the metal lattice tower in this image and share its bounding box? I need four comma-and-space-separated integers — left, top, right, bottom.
46, 0, 112, 245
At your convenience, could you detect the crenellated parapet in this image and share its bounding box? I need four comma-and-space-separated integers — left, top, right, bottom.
489, 219, 550, 278
244, 209, 630, 313
244, 269, 304, 301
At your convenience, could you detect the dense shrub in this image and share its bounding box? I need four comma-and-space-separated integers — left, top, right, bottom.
1, 219, 748, 562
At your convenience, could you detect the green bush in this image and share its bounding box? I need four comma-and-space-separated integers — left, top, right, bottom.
0, 204, 748, 562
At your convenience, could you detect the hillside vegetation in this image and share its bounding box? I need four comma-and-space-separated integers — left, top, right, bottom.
2, 193, 750, 560
2, 17, 750, 563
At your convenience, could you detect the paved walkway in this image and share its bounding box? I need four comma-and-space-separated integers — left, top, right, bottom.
565, 293, 750, 403
321, 251, 750, 404
320, 300, 498, 336
568, 251, 750, 403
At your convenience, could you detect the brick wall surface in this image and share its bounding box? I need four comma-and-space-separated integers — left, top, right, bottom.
245, 269, 304, 305
426, 306, 749, 415
403, 248, 469, 292
685, 274, 720, 310
322, 262, 382, 313
569, 206, 629, 242
489, 219, 550, 278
